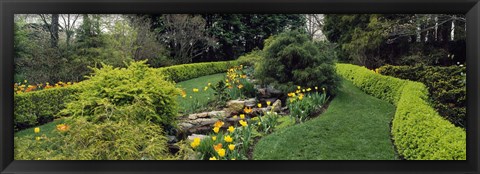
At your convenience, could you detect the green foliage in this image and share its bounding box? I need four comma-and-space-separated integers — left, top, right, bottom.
14, 87, 78, 131
255, 31, 340, 95
15, 117, 173, 160
336, 63, 466, 160
393, 82, 466, 160
288, 91, 329, 123
201, 14, 306, 61
156, 61, 234, 82
61, 61, 180, 126
251, 111, 280, 135
378, 65, 466, 127
236, 49, 264, 67
336, 64, 406, 105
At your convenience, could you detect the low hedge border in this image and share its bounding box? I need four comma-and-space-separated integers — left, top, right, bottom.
13, 59, 254, 131
336, 63, 466, 160
378, 65, 466, 128
14, 86, 78, 131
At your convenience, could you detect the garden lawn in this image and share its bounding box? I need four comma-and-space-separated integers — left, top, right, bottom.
176, 73, 225, 114
253, 79, 399, 160
15, 118, 66, 139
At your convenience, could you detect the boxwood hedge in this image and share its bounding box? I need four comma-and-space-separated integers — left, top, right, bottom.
336, 63, 466, 160
378, 65, 466, 128
13, 59, 250, 131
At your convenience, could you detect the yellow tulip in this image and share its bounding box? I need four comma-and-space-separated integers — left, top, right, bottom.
193, 88, 199, 92
209, 156, 217, 160
190, 137, 201, 148
257, 103, 262, 108
204, 86, 208, 91
213, 121, 224, 128
266, 101, 271, 106
297, 86, 301, 90
212, 136, 217, 141
34, 127, 40, 133
213, 143, 223, 151
228, 144, 235, 151
35, 136, 40, 141
240, 114, 245, 120
224, 135, 233, 143
227, 126, 235, 133
307, 88, 312, 92
239, 120, 248, 127
217, 148, 226, 157
213, 127, 220, 133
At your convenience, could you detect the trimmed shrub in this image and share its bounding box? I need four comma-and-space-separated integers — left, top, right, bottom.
255, 31, 339, 95
156, 61, 236, 82
14, 87, 78, 131
336, 63, 466, 160
60, 60, 180, 126
378, 65, 466, 127
336, 64, 406, 105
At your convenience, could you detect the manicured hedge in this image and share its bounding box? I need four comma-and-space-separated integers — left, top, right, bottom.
336, 63, 466, 160
13, 60, 246, 131
155, 61, 237, 82
378, 65, 466, 127
14, 86, 78, 131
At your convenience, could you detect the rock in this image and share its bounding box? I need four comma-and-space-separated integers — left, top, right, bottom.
178, 122, 194, 131
258, 88, 267, 97
167, 135, 178, 144
252, 107, 268, 116
267, 86, 283, 97
187, 134, 208, 141
208, 111, 227, 118
225, 100, 245, 113
244, 98, 257, 107
271, 99, 282, 112
190, 118, 219, 126
188, 112, 209, 120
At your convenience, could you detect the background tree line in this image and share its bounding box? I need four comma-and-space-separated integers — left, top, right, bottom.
322, 14, 466, 68
14, 14, 305, 84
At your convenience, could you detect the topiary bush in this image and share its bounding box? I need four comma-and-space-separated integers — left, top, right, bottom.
255, 31, 339, 95
336, 63, 466, 160
378, 64, 466, 127
61, 60, 180, 126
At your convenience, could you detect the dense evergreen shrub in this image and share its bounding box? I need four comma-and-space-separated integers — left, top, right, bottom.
378, 65, 466, 127
255, 31, 339, 95
61, 60, 180, 126
336, 63, 466, 160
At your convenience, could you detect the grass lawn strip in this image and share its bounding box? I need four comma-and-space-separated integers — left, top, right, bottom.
253, 79, 398, 160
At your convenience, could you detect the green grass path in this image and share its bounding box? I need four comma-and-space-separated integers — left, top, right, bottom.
253, 79, 398, 160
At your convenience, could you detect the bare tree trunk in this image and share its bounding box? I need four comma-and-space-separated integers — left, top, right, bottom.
51, 14, 59, 47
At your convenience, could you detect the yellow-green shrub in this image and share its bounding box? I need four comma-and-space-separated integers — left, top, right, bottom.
14, 87, 78, 131
336, 63, 466, 160
60, 61, 179, 126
